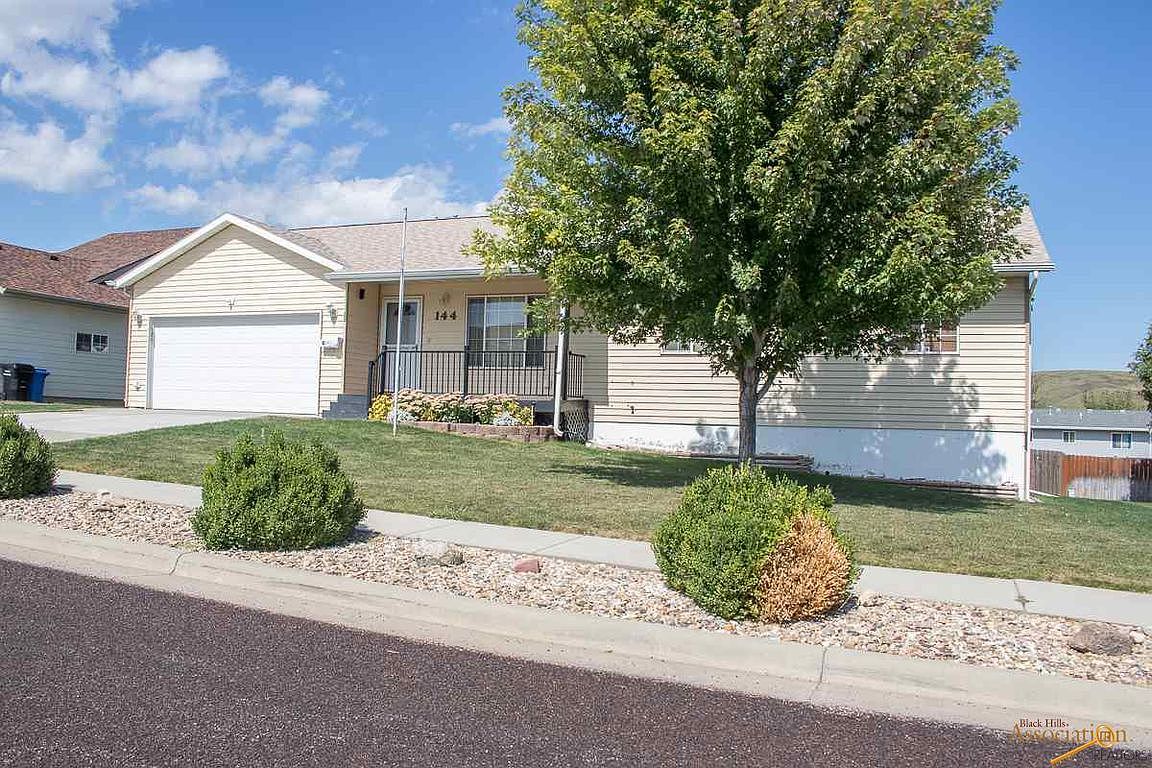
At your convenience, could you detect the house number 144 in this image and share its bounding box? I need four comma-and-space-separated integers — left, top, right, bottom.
434, 310, 457, 321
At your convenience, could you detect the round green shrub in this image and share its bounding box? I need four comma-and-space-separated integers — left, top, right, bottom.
652, 464, 856, 621
192, 430, 365, 550
0, 414, 56, 499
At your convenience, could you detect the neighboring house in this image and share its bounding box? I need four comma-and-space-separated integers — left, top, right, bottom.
103, 210, 1052, 498
0, 229, 192, 401
1031, 408, 1152, 458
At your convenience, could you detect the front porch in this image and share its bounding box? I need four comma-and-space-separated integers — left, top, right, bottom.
330, 275, 594, 430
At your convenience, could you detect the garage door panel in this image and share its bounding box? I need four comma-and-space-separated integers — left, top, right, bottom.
150, 314, 320, 414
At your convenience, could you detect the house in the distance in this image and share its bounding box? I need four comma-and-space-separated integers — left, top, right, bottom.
0, 229, 191, 401
1031, 408, 1152, 458
97, 209, 1052, 498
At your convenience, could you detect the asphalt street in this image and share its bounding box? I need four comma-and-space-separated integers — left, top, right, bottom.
0, 558, 1145, 767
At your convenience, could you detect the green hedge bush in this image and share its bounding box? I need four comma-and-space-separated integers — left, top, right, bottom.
0, 414, 56, 499
652, 464, 856, 621
192, 430, 365, 550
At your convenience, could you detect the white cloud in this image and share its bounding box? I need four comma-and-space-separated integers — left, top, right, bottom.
0, 49, 116, 111
0, 117, 111, 192
0, 0, 123, 59
132, 182, 201, 211
323, 143, 362, 174
259, 76, 328, 129
450, 116, 510, 138
350, 117, 388, 138
143, 127, 286, 175
119, 46, 229, 117
130, 165, 490, 226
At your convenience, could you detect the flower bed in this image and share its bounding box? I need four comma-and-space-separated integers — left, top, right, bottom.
2, 490, 1149, 688
368, 390, 534, 426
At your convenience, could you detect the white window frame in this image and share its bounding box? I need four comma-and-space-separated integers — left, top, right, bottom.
904, 321, 959, 355
1111, 432, 1133, 450
465, 294, 546, 367
661, 339, 702, 355
1062, 431, 1077, 444
75, 331, 110, 355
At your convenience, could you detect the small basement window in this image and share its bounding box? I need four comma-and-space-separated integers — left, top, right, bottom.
1062, 431, 1077, 443
75, 332, 109, 354
1112, 432, 1133, 450
661, 340, 701, 354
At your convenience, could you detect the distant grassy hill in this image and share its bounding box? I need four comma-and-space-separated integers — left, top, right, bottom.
1032, 370, 1144, 410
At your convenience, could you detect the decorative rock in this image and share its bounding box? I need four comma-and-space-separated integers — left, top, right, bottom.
414, 540, 449, 558
3, 490, 1151, 688
437, 549, 464, 567
857, 590, 881, 607
513, 557, 541, 573
1068, 624, 1134, 656
1131, 631, 1146, 645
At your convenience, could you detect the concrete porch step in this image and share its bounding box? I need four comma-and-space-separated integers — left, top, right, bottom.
322, 394, 369, 420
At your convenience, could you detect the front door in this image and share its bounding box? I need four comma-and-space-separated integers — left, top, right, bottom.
382, 298, 423, 391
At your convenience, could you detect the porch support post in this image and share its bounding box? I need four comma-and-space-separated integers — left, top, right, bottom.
552, 303, 570, 438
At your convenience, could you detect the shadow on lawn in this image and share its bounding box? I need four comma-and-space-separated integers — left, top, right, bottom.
552, 450, 1004, 517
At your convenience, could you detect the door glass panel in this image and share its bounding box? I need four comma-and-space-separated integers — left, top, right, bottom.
384, 301, 420, 347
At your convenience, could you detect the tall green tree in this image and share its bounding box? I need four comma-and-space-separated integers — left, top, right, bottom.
1132, 323, 1152, 411
475, 0, 1026, 461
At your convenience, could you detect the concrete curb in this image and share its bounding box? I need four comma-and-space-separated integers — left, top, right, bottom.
1, 517, 1149, 750
55, 469, 1152, 626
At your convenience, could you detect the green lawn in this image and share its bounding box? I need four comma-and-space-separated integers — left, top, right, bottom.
0, 402, 86, 413
52, 417, 1152, 593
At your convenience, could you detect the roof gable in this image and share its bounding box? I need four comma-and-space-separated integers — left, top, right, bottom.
112, 213, 345, 288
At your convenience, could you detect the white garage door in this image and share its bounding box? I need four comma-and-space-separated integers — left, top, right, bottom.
150, 314, 321, 414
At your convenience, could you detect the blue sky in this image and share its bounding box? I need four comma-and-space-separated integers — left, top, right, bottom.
0, 1, 1147, 371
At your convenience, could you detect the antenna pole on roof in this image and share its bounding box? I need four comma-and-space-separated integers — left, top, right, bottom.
391, 207, 409, 436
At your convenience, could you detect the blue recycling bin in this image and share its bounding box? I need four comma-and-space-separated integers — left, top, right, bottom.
29, 368, 49, 402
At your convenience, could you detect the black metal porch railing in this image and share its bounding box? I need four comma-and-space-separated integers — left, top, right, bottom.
367, 347, 585, 400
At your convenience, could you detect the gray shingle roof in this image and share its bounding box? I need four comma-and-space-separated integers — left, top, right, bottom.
1005, 207, 1054, 271
1031, 408, 1152, 430
292, 207, 1052, 276
294, 215, 497, 274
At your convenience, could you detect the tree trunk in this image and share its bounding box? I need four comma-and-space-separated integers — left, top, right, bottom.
737, 362, 759, 464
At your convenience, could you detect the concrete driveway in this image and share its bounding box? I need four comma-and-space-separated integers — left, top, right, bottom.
17, 408, 258, 443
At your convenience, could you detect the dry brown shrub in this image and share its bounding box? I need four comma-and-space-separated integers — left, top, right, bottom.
755, 513, 852, 623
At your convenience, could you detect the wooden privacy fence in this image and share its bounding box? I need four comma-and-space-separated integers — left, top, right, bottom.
1031, 450, 1152, 502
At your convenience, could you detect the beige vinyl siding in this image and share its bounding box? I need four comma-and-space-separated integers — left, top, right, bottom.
343, 275, 608, 404
595, 276, 1029, 432
125, 225, 346, 412
0, 293, 127, 401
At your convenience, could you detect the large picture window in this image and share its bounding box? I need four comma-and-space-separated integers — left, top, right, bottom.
466, 296, 545, 367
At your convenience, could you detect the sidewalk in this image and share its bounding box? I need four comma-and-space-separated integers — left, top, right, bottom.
55, 469, 1152, 627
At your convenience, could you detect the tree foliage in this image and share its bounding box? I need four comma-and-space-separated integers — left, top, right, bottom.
1132, 323, 1152, 411
475, 0, 1026, 459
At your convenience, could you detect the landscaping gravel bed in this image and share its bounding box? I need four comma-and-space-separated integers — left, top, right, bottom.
3, 490, 1149, 687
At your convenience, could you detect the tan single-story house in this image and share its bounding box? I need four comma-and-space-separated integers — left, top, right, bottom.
0, 229, 191, 401
104, 210, 1052, 497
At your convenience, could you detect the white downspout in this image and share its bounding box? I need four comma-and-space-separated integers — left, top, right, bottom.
1024, 270, 1040, 500
552, 305, 569, 438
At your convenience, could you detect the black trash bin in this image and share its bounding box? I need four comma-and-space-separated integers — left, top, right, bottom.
0, 364, 34, 401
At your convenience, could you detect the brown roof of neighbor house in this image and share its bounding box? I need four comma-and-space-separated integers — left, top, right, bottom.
0, 227, 193, 308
